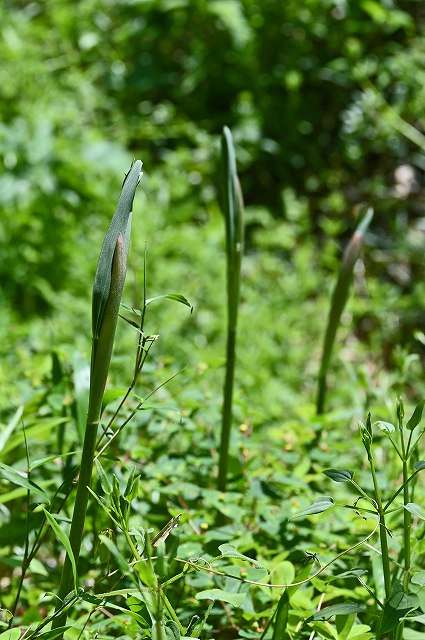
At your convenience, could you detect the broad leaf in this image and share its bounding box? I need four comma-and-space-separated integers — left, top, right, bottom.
404, 503, 425, 520
375, 421, 395, 434
218, 543, 267, 570
289, 496, 334, 520
379, 583, 420, 634
323, 469, 354, 482
195, 589, 246, 607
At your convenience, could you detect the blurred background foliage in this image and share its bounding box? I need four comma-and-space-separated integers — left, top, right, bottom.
1, 0, 425, 416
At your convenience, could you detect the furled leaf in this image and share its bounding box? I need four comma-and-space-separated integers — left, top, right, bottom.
289, 496, 334, 520
323, 469, 354, 482
306, 603, 366, 622
195, 589, 246, 607
92, 160, 142, 340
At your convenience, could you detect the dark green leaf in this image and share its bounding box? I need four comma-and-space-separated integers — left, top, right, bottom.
306, 603, 366, 622
92, 160, 142, 340
289, 496, 334, 520
406, 400, 425, 431
414, 461, 425, 471
43, 509, 78, 594
323, 469, 354, 482
379, 583, 420, 634
0, 463, 47, 499
95, 459, 112, 495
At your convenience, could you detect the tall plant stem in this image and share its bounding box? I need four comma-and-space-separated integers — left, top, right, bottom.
217, 126, 244, 494
51, 417, 99, 629
316, 208, 373, 415
218, 327, 237, 492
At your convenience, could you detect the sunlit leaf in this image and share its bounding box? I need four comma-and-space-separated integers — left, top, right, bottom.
404, 503, 425, 520
218, 543, 267, 570
289, 496, 334, 520
195, 589, 246, 607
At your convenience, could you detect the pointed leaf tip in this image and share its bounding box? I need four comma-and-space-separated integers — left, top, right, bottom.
92, 161, 142, 340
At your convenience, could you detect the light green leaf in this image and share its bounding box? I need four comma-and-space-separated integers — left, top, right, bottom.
404, 503, 425, 520
195, 589, 246, 607
323, 469, 354, 482
42, 509, 78, 594
289, 496, 334, 520
101, 387, 128, 415
375, 421, 395, 434
145, 293, 193, 312
0, 463, 47, 500
218, 543, 267, 570
0, 630, 21, 640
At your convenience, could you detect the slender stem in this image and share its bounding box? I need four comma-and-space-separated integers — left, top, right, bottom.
218, 327, 237, 492
368, 454, 392, 601
51, 419, 99, 630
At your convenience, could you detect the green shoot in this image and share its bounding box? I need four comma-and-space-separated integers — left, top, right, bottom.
316, 207, 373, 415
51, 160, 142, 631
217, 126, 244, 493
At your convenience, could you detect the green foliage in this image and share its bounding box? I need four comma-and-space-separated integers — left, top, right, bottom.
2, 1, 425, 639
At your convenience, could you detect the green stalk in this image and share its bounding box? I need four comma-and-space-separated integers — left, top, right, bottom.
52, 161, 142, 632
52, 235, 127, 630
316, 208, 373, 415
218, 126, 244, 493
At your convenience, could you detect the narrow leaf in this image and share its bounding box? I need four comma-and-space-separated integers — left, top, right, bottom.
95, 459, 112, 495
43, 509, 78, 594
289, 496, 334, 520
323, 469, 354, 482
0, 463, 47, 499
406, 400, 425, 431
414, 461, 425, 471
307, 603, 366, 622
145, 293, 193, 311
195, 589, 246, 607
